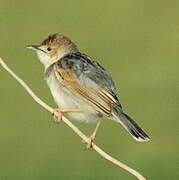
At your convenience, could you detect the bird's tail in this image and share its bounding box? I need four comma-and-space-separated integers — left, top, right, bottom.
113, 109, 150, 142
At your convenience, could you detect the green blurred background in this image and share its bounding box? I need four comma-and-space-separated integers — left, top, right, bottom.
0, 0, 179, 179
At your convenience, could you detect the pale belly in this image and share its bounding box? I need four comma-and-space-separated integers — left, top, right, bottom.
46, 73, 100, 123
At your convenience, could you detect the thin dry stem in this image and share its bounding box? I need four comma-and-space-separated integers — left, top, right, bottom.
0, 57, 146, 180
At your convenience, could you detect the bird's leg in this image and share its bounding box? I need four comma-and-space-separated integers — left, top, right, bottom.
52, 108, 81, 123
87, 118, 101, 150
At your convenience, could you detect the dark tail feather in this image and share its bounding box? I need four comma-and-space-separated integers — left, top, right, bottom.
114, 111, 150, 142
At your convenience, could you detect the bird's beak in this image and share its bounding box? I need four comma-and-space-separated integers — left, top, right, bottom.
26, 45, 39, 50
26, 45, 46, 53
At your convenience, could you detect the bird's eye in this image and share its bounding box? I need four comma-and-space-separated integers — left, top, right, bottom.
47, 47, 52, 51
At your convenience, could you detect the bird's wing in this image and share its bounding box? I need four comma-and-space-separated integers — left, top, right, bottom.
53, 52, 122, 116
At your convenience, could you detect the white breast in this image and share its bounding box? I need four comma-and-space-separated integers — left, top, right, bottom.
46, 72, 99, 123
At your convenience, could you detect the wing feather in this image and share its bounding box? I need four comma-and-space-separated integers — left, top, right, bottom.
55, 67, 113, 116
51, 52, 122, 116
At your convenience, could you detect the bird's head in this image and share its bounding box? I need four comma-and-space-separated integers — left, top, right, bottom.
27, 33, 78, 69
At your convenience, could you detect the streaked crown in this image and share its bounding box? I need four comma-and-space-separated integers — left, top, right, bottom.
41, 34, 77, 49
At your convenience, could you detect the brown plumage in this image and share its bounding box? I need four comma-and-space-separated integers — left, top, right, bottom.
41, 33, 78, 52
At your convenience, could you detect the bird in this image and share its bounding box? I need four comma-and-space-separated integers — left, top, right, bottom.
26, 33, 150, 148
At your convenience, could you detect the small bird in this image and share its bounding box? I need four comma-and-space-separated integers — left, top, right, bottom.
27, 33, 150, 148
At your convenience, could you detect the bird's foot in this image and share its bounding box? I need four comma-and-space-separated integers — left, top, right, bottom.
86, 134, 96, 150
52, 108, 81, 123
